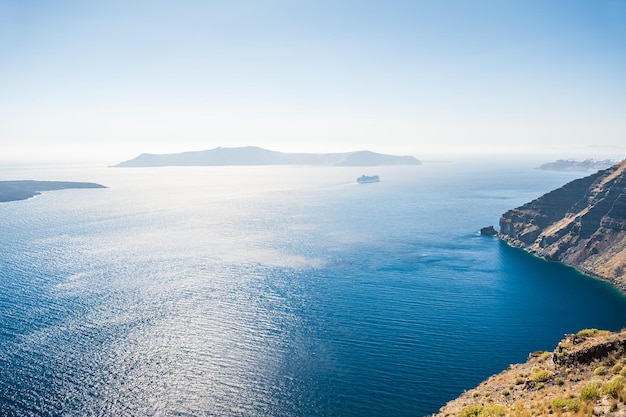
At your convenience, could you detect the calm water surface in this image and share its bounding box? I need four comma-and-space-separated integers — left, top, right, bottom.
1, 161, 626, 416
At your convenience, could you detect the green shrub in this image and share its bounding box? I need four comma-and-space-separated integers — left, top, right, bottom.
567, 398, 581, 412
577, 328, 610, 338
481, 404, 507, 416
602, 376, 625, 398
459, 404, 507, 417
613, 364, 624, 374
552, 397, 581, 412
580, 384, 600, 401
551, 398, 566, 408
590, 376, 604, 386
578, 328, 600, 338
594, 366, 606, 376
531, 369, 553, 382
460, 404, 483, 417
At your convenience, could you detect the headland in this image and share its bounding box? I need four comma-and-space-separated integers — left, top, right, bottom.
0, 180, 106, 202
499, 160, 626, 290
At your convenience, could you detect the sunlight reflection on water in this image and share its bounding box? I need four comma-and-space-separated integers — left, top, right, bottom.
1, 163, 626, 416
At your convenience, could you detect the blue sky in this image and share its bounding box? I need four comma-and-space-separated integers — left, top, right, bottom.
1, 0, 625, 162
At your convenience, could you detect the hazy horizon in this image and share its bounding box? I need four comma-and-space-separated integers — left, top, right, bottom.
2, 1, 625, 164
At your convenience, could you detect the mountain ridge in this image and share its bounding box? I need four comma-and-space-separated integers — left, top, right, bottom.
114, 146, 422, 167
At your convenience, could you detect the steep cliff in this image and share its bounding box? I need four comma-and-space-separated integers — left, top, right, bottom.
432, 329, 626, 417
499, 160, 626, 289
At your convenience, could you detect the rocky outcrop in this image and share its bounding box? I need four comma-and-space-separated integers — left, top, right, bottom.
499, 160, 626, 289
432, 330, 626, 417
554, 332, 626, 367
480, 225, 498, 236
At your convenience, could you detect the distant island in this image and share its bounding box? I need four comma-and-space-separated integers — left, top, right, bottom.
499, 159, 626, 289
114, 146, 421, 167
537, 159, 618, 171
0, 180, 106, 203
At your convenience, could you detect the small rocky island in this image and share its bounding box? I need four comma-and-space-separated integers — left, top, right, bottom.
480, 225, 498, 236
0, 180, 106, 202
499, 159, 626, 289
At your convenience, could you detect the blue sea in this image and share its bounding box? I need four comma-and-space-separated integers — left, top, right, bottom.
2, 160, 626, 417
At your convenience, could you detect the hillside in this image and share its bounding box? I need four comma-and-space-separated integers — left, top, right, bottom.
114, 146, 422, 167
499, 160, 626, 289
432, 329, 626, 417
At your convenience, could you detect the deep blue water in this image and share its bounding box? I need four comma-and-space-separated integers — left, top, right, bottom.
1, 161, 626, 416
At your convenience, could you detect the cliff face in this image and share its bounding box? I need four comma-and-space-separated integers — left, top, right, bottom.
499, 160, 626, 288
432, 329, 626, 417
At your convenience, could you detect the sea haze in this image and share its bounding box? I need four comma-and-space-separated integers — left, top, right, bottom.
1, 162, 626, 416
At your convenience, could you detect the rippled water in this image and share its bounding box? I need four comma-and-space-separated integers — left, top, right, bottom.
2, 162, 626, 416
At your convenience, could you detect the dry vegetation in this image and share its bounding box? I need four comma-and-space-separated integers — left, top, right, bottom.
432, 329, 626, 417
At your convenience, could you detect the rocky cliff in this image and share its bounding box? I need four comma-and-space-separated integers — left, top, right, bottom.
432, 329, 626, 417
499, 160, 626, 289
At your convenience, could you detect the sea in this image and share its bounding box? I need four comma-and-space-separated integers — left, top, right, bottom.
1, 159, 626, 417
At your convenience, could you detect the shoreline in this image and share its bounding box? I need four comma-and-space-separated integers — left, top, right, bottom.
0, 180, 106, 203
431, 235, 626, 416
497, 233, 626, 295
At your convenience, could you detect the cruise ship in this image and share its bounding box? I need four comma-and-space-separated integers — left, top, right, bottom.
357, 175, 380, 184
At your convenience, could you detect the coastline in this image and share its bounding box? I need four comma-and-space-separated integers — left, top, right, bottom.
0, 180, 106, 203
431, 234, 626, 416
431, 329, 626, 417
497, 233, 626, 295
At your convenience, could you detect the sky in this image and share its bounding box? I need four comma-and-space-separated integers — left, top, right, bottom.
1, 0, 625, 163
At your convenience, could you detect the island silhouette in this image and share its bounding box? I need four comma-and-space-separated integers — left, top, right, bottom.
114, 146, 421, 167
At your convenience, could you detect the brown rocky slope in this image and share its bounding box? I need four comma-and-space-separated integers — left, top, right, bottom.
499, 160, 626, 289
432, 329, 626, 417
